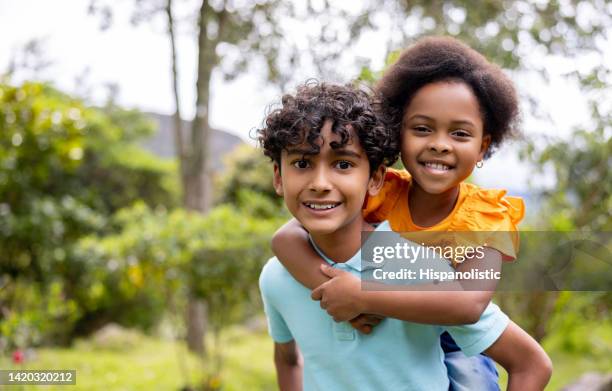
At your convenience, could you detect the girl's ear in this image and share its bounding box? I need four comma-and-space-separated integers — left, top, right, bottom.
273, 163, 283, 196
479, 134, 492, 160
368, 165, 386, 196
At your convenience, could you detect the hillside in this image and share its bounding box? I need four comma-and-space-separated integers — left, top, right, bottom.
142, 113, 244, 172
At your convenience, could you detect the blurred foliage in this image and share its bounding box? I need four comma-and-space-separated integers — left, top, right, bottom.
215, 144, 284, 216
498, 58, 611, 347
522, 119, 611, 232
79, 200, 282, 329
0, 81, 178, 347
546, 291, 611, 356
364, 0, 610, 68
283, 0, 612, 88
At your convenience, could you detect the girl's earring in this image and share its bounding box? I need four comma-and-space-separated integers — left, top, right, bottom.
476, 160, 484, 168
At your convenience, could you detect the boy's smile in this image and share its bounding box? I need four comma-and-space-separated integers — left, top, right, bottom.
273, 120, 384, 251
401, 81, 490, 197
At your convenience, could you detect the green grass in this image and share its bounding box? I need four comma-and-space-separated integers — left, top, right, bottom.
0, 327, 276, 391
497, 350, 611, 391
2, 321, 609, 390
497, 321, 612, 390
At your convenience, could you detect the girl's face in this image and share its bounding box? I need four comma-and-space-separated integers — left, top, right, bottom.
400, 81, 490, 195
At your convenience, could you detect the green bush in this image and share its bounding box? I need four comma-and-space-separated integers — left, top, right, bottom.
0, 81, 178, 348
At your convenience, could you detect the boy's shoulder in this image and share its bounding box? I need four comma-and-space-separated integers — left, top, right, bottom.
259, 257, 307, 298
259, 257, 286, 286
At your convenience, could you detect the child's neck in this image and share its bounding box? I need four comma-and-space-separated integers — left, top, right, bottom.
309, 218, 374, 263
409, 182, 460, 228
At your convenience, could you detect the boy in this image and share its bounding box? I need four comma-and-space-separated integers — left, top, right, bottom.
257, 81, 551, 390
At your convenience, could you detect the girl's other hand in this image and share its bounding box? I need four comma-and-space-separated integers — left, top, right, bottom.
311, 264, 364, 321
349, 314, 385, 334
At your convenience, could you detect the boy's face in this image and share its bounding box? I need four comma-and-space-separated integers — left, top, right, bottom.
273, 119, 385, 236
400, 81, 491, 195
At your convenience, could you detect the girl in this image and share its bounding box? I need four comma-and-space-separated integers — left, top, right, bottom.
272, 37, 549, 390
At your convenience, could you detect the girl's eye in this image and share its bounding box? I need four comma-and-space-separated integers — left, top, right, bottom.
292, 160, 310, 169
452, 130, 471, 138
335, 160, 353, 170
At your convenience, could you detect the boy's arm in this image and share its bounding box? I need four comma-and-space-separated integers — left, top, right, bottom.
484, 321, 553, 391
313, 247, 502, 324
271, 218, 329, 289
274, 341, 303, 391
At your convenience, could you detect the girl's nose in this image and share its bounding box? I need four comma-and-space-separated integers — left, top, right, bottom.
427, 135, 451, 153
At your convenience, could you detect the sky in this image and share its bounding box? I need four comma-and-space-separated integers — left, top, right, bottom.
0, 0, 608, 193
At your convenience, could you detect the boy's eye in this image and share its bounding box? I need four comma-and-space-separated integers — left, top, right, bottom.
413, 126, 431, 133
335, 160, 353, 170
292, 160, 310, 169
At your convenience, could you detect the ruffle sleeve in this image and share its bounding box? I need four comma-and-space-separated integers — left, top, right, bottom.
453, 185, 525, 261
362, 168, 411, 223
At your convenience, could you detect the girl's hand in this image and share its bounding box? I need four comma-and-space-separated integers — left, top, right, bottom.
311, 264, 365, 322
349, 314, 385, 334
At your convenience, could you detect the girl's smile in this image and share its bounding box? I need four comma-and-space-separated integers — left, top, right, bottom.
418, 159, 455, 174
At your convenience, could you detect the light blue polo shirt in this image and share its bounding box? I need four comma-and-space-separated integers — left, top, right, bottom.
259, 221, 509, 391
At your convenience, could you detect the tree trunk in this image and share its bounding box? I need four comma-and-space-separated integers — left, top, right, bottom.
186, 298, 208, 357
184, 0, 215, 355
526, 292, 559, 342
165, 0, 188, 202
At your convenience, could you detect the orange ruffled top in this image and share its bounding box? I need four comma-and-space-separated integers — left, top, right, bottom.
363, 168, 525, 261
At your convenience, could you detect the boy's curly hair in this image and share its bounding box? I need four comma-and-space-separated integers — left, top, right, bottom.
258, 81, 398, 172
376, 36, 520, 158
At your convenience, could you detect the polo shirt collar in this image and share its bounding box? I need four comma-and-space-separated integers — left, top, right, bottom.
307, 221, 390, 272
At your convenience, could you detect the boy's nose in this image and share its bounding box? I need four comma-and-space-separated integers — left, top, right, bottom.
309, 167, 333, 192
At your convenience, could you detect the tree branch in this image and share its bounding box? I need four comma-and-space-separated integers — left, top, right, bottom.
165, 0, 185, 162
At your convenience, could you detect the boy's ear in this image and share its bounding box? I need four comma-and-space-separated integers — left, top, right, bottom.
479, 134, 492, 160
273, 163, 283, 196
367, 165, 386, 197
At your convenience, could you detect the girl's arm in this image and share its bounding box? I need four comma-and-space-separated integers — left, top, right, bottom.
272, 219, 382, 334
484, 321, 553, 391
271, 218, 329, 289
313, 265, 490, 324
312, 248, 502, 325
275, 219, 499, 325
